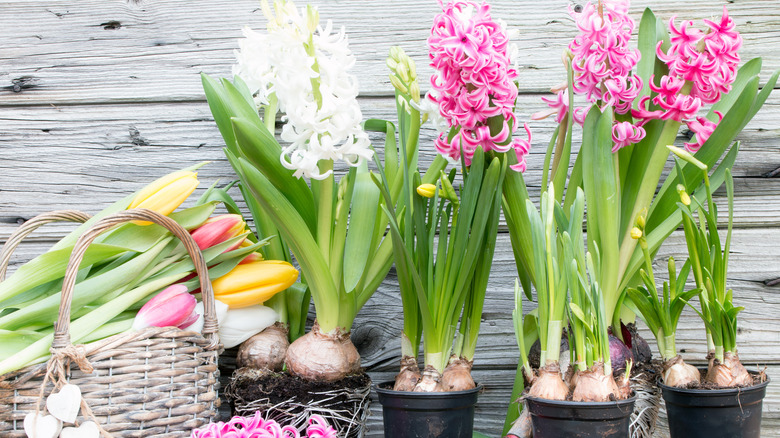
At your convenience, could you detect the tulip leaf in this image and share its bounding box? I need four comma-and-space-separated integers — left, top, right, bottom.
0, 273, 186, 376
50, 193, 135, 251
197, 181, 244, 217
0, 244, 134, 304
98, 202, 217, 252
0, 237, 174, 330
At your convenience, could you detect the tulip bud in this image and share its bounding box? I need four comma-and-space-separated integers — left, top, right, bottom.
191, 214, 247, 251
132, 284, 197, 331
212, 260, 299, 308
129, 170, 199, 225
182, 299, 229, 334
416, 183, 436, 198
219, 305, 278, 348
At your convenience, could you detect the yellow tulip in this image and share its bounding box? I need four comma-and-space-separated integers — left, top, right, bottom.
212, 260, 298, 308
129, 170, 199, 224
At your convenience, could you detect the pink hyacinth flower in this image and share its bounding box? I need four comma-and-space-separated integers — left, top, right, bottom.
133, 284, 198, 331
191, 214, 247, 251
305, 415, 338, 438
612, 121, 645, 152
685, 111, 723, 152
509, 124, 532, 172
428, 0, 530, 170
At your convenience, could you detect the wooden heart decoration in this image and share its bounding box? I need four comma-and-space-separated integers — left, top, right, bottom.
22, 412, 62, 438
60, 421, 100, 438
45, 384, 82, 423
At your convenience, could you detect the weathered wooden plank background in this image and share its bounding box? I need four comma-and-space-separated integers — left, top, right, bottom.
1, 0, 778, 436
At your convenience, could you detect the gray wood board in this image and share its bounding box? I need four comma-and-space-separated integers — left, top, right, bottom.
1, 95, 779, 231
2, 0, 780, 436
1, 0, 778, 105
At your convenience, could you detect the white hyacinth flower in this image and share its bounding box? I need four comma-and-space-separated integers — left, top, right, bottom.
233, 0, 372, 180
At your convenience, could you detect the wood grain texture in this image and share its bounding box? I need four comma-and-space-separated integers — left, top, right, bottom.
0, 0, 778, 105
1, 0, 779, 436
1, 95, 778, 231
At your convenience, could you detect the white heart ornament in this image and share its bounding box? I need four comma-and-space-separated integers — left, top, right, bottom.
45, 384, 82, 423
23, 412, 62, 438
59, 421, 100, 438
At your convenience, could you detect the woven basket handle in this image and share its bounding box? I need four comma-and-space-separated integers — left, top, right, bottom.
52, 208, 219, 350
0, 210, 91, 281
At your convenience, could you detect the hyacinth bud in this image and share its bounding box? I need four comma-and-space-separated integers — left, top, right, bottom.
407, 56, 417, 80
389, 45, 404, 61
386, 57, 399, 70
416, 183, 436, 198
389, 74, 409, 95
409, 80, 421, 103
212, 260, 299, 308
191, 214, 247, 251
129, 170, 199, 225
630, 227, 643, 240
132, 284, 198, 331
305, 4, 319, 33
677, 184, 691, 206
397, 63, 410, 83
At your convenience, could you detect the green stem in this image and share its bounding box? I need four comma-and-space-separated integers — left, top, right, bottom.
617, 120, 680, 283
263, 93, 278, 133
662, 333, 677, 361
546, 320, 564, 365
715, 345, 724, 363
315, 160, 335, 278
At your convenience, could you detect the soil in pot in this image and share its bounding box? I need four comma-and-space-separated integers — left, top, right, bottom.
225, 367, 371, 437
660, 369, 769, 438
375, 381, 481, 438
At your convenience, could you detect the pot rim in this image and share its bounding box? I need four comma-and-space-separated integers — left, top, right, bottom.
525, 392, 637, 407
658, 368, 770, 395
374, 380, 483, 397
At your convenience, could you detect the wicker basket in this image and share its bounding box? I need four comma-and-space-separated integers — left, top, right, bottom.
0, 209, 222, 437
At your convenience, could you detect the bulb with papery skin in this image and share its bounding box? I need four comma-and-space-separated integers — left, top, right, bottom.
191, 214, 248, 251
132, 284, 197, 330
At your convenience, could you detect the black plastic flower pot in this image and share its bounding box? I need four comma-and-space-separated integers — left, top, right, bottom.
659, 372, 770, 438
525, 394, 637, 438
375, 381, 481, 438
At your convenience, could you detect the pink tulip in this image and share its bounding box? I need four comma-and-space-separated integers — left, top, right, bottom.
191, 214, 247, 251
133, 284, 198, 331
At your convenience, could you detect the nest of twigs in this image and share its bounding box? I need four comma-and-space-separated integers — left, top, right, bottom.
224, 368, 371, 438
629, 360, 663, 438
